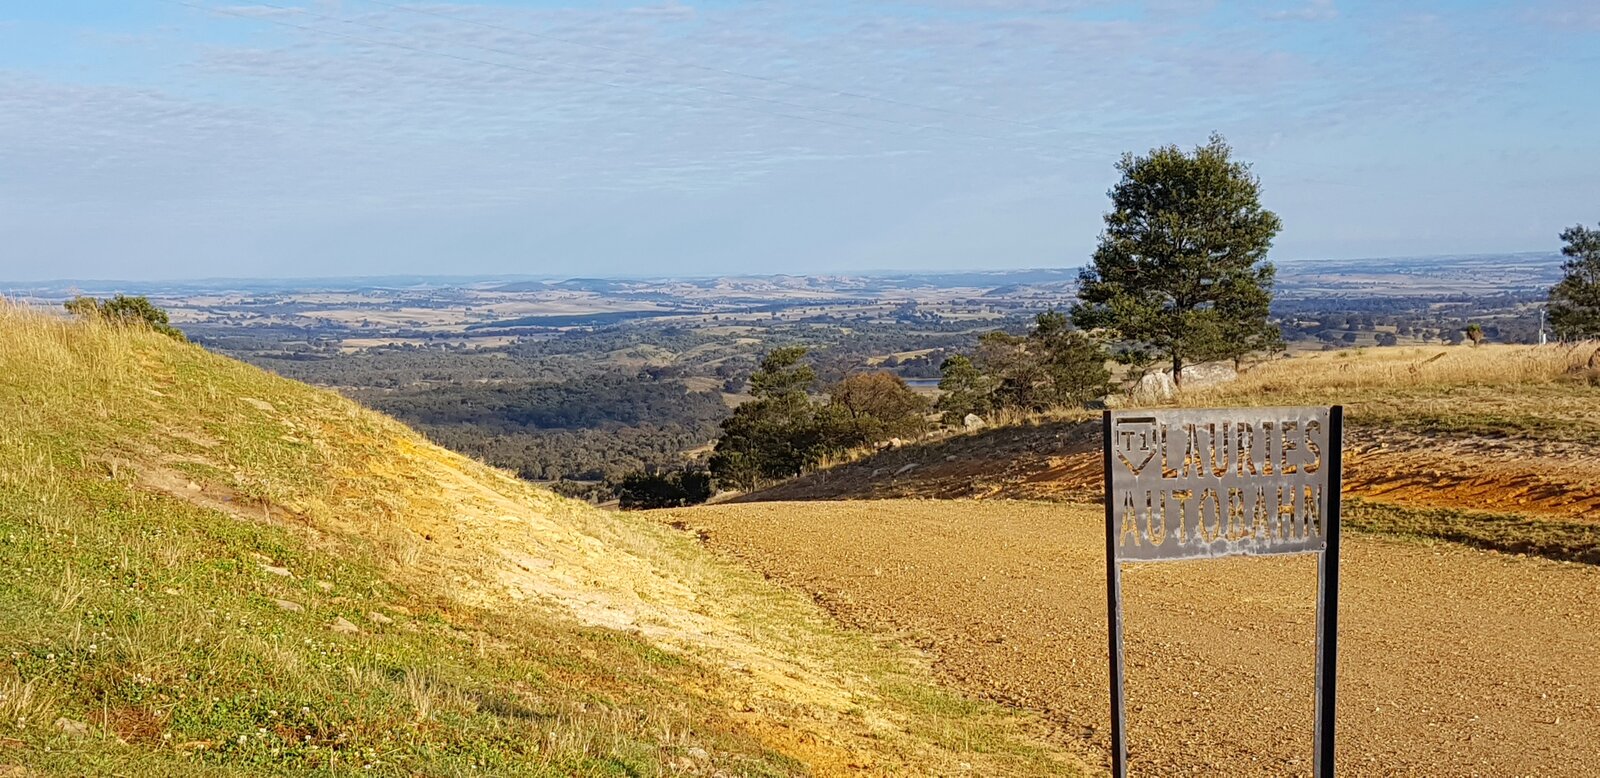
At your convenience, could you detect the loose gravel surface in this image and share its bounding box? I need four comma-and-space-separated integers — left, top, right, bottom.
675, 500, 1600, 776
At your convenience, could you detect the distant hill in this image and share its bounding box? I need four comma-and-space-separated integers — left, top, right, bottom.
0, 304, 1081, 776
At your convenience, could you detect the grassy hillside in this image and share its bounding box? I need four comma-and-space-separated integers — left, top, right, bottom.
742, 343, 1600, 564
0, 304, 1081, 776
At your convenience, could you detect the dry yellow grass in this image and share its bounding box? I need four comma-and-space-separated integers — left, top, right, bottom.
0, 301, 1080, 775
1184, 342, 1600, 403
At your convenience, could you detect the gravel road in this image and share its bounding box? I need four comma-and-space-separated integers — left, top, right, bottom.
676, 500, 1600, 776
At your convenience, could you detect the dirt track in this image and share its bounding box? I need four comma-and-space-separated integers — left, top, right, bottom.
740, 422, 1600, 522
675, 500, 1600, 776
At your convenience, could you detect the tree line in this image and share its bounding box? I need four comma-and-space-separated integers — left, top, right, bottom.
643, 136, 1600, 507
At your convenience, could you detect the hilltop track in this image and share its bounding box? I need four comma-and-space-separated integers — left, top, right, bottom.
738, 421, 1600, 522
674, 500, 1600, 776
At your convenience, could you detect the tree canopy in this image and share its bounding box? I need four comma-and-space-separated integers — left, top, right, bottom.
1550, 223, 1600, 340
936, 310, 1109, 424
1072, 134, 1282, 384
709, 348, 937, 491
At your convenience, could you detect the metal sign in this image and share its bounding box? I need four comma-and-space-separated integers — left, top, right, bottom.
1102, 406, 1344, 777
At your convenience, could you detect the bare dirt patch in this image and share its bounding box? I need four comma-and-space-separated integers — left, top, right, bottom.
744, 420, 1600, 522
675, 500, 1600, 776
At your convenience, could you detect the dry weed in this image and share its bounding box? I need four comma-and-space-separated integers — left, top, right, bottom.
0, 673, 56, 732
1184, 343, 1600, 404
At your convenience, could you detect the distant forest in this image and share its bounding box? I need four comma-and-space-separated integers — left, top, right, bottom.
204, 283, 1556, 501
227, 320, 981, 492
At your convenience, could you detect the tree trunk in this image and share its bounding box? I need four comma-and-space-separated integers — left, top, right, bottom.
1171, 354, 1184, 388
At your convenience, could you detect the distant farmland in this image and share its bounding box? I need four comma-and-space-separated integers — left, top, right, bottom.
464, 309, 687, 330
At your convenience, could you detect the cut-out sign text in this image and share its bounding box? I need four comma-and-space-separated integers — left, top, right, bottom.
1109, 408, 1332, 561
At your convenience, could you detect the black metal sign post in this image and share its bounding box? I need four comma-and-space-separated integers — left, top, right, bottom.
1313, 406, 1344, 777
1101, 411, 1128, 777
1102, 406, 1343, 778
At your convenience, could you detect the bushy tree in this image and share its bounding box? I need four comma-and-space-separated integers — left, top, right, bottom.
709, 347, 827, 491
1550, 223, 1600, 339
616, 468, 713, 510
1030, 310, 1112, 407
709, 349, 941, 489
63, 294, 186, 341
935, 354, 993, 425
63, 295, 101, 318
823, 371, 929, 445
747, 345, 814, 398
934, 310, 1109, 426
1072, 134, 1281, 385
973, 331, 1040, 410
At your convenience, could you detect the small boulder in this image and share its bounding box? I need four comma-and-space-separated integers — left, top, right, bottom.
962, 413, 986, 431
259, 564, 292, 578
329, 617, 361, 635
367, 611, 393, 626
53, 718, 90, 738
273, 599, 303, 613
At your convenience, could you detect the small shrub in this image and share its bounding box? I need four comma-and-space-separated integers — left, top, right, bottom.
617, 468, 713, 510
63, 294, 186, 341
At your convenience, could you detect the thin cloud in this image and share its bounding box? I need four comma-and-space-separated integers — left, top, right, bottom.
0, 0, 1593, 278
1265, 0, 1338, 22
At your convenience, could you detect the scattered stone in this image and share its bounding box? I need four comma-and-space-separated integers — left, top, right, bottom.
367, 611, 393, 626
53, 718, 90, 738
240, 397, 277, 412
315, 580, 334, 592
962, 413, 986, 431
162, 587, 181, 596
382, 603, 412, 615
185, 480, 202, 492
329, 617, 361, 634
259, 564, 292, 578
685, 747, 710, 761
894, 463, 918, 476
273, 599, 303, 613
1129, 362, 1238, 403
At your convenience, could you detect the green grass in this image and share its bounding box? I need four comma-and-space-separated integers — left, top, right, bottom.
0, 306, 1082, 775
1345, 498, 1600, 566
0, 439, 796, 776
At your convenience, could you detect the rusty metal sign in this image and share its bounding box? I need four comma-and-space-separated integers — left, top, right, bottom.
1102, 406, 1345, 778
1108, 407, 1333, 561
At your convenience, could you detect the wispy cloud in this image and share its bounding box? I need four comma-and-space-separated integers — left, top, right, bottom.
0, 0, 1594, 278
1265, 0, 1338, 23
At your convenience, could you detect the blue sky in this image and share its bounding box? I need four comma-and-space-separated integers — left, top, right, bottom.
1, 0, 1596, 281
